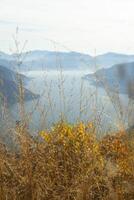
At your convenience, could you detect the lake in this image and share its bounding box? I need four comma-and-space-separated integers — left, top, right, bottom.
10, 70, 130, 136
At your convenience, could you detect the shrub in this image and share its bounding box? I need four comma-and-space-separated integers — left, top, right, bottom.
0, 121, 133, 199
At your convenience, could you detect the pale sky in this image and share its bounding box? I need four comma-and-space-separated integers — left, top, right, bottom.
0, 0, 134, 55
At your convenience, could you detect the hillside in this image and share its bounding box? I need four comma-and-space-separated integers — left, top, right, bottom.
84, 62, 134, 99
0, 65, 28, 82
0, 65, 39, 105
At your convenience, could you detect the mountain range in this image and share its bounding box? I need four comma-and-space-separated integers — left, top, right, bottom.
0, 50, 134, 105
1, 50, 134, 71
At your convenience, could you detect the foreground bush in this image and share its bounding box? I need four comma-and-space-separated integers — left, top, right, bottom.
0, 121, 134, 199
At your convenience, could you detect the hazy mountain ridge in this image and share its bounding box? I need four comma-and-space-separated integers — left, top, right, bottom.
94, 52, 134, 68
1, 51, 134, 71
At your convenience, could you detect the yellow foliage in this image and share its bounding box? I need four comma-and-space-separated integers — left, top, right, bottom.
0, 121, 133, 200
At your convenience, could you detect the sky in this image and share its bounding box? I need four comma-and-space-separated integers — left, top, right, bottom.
0, 0, 134, 55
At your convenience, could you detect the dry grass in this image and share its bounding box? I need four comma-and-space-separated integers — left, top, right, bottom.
0, 31, 134, 199
0, 121, 134, 200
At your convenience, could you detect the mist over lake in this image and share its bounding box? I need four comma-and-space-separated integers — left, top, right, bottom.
9, 70, 129, 136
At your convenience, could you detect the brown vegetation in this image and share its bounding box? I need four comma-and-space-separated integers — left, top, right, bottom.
0, 121, 134, 200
